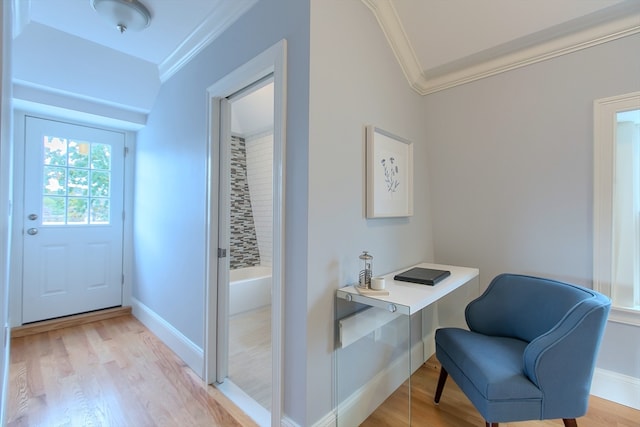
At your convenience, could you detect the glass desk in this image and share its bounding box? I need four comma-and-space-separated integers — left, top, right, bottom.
335, 263, 479, 426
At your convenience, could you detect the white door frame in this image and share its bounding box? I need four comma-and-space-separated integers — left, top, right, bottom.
204, 40, 287, 426
9, 110, 135, 327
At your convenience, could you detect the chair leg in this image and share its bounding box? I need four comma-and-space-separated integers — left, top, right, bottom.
563, 419, 578, 427
434, 367, 448, 404
485, 423, 498, 427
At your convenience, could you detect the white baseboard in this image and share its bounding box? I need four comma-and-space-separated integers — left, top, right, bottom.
310, 410, 336, 427
330, 341, 426, 427
591, 367, 640, 410
1, 322, 11, 425
318, 340, 639, 427
282, 415, 302, 427
131, 297, 204, 377
216, 379, 271, 427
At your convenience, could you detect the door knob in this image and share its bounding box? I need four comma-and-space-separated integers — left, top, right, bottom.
27, 228, 38, 235
28, 213, 38, 220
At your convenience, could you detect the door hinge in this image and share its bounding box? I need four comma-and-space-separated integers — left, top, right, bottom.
121, 274, 125, 285
124, 146, 129, 156
217, 248, 227, 258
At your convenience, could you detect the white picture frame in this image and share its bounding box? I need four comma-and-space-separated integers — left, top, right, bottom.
366, 126, 414, 218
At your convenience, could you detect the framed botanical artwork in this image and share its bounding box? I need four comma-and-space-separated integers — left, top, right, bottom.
366, 126, 414, 218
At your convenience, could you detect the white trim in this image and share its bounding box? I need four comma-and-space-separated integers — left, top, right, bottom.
131, 297, 204, 377
1, 322, 9, 425
121, 131, 135, 308
9, 111, 134, 327
360, 0, 424, 94
215, 380, 271, 427
593, 91, 640, 326
204, 39, 287, 427
310, 411, 335, 427
282, 416, 302, 427
362, 0, 640, 95
608, 307, 640, 327
335, 341, 425, 427
158, 0, 258, 83
591, 367, 640, 410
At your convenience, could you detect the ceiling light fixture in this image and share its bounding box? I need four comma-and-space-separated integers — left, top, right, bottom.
91, 0, 151, 34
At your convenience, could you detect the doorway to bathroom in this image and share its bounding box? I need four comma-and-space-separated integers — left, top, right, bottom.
204, 41, 286, 427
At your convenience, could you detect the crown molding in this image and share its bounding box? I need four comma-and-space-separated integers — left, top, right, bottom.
362, 0, 640, 95
361, 0, 425, 94
158, 0, 258, 83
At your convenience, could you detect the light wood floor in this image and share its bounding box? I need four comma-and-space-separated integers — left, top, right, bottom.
7, 314, 639, 426
7, 314, 258, 427
363, 358, 640, 427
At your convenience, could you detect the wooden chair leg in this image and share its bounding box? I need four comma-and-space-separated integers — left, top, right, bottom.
485, 423, 498, 427
563, 419, 578, 427
434, 367, 448, 404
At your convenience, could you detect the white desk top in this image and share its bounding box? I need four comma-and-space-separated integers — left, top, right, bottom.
337, 263, 479, 315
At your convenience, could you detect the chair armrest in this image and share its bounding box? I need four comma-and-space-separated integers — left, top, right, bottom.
523, 300, 609, 407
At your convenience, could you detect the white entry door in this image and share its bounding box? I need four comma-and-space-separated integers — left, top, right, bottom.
22, 116, 125, 324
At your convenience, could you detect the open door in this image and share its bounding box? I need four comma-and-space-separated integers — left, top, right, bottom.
205, 40, 286, 426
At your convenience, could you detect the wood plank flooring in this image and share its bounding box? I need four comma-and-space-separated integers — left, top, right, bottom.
7, 314, 257, 427
363, 358, 640, 427
7, 314, 639, 426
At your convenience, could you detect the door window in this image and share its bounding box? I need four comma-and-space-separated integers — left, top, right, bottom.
42, 136, 112, 225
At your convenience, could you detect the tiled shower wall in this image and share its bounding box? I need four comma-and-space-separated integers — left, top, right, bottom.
245, 132, 273, 267
230, 135, 261, 269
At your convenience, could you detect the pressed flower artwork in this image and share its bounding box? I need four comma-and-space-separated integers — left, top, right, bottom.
366, 126, 413, 218
380, 157, 400, 193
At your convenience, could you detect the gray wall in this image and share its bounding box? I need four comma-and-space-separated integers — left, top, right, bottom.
0, 2, 12, 420
133, 0, 310, 423
133, 2, 639, 424
424, 33, 640, 379
309, 1, 433, 424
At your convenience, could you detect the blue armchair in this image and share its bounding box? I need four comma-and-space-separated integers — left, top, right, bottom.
434, 274, 611, 427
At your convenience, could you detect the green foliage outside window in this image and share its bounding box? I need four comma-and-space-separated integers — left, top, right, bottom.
42, 137, 111, 225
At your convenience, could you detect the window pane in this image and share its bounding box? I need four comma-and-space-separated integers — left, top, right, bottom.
612, 109, 640, 309
90, 199, 110, 224
43, 166, 66, 195
91, 143, 111, 170
43, 136, 67, 166
68, 168, 89, 196
68, 140, 90, 167
42, 196, 66, 224
40, 136, 115, 228
91, 170, 110, 198
67, 198, 88, 224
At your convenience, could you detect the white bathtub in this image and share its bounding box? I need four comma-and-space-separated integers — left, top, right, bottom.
229, 265, 272, 316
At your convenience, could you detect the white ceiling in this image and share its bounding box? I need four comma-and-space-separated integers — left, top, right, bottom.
363, 0, 640, 94
19, 0, 258, 81
27, 0, 219, 64
393, 0, 627, 71
11, 0, 640, 128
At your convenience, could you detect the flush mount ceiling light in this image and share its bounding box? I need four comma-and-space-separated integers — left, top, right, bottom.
91, 0, 151, 34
